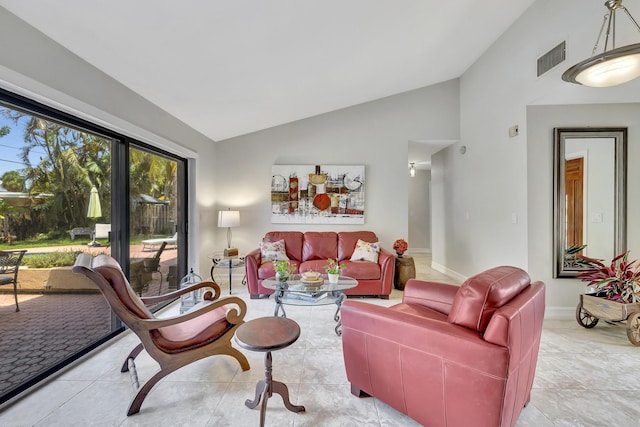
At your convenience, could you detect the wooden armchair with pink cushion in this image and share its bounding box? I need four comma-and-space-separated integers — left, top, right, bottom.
340, 266, 545, 427
73, 254, 250, 416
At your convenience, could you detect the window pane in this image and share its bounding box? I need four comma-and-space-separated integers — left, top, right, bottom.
128, 147, 179, 301
0, 103, 115, 401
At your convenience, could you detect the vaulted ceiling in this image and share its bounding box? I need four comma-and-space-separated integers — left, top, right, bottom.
0, 1, 535, 142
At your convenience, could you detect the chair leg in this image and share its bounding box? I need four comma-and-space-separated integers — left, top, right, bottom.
13, 282, 19, 312
157, 272, 164, 295
127, 368, 170, 416
226, 345, 251, 371
121, 343, 144, 372
350, 384, 369, 397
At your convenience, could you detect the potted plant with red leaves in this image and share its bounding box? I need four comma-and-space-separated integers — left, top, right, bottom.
576, 251, 640, 345
578, 251, 640, 304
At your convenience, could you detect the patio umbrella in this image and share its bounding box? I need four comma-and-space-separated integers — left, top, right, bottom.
87, 186, 102, 246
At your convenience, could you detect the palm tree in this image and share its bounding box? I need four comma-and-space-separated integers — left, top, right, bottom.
1, 108, 111, 236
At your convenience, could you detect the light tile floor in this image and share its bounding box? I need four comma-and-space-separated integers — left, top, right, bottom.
2, 253, 640, 426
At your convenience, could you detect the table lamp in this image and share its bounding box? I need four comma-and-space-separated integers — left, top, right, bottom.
218, 209, 240, 256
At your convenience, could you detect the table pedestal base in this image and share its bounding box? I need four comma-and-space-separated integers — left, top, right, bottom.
246, 351, 305, 426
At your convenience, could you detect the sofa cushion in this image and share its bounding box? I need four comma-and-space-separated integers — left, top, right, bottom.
342, 260, 380, 280
299, 260, 328, 274
302, 232, 337, 261
448, 266, 531, 333
265, 231, 303, 261
338, 231, 379, 261
153, 303, 231, 353
258, 260, 301, 279
350, 239, 380, 263
260, 239, 289, 262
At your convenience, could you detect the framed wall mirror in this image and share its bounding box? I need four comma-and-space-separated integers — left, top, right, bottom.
553, 127, 627, 278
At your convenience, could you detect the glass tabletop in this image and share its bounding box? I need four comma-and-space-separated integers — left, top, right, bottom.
261, 274, 358, 292
210, 253, 245, 268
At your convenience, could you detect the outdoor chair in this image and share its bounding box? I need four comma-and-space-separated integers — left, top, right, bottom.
0, 250, 27, 312
73, 254, 250, 416
142, 241, 167, 294
141, 232, 177, 251
129, 241, 167, 296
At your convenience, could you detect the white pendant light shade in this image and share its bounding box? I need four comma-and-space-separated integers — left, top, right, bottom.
563, 43, 640, 87
562, 0, 640, 87
409, 163, 416, 178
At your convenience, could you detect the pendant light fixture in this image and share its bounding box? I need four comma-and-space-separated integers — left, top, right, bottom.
562, 0, 640, 87
409, 163, 416, 178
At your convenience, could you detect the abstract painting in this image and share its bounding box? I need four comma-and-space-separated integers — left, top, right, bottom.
271, 164, 365, 224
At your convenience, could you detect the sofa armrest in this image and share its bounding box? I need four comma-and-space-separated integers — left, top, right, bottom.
244, 248, 261, 295
402, 279, 459, 316
377, 248, 395, 294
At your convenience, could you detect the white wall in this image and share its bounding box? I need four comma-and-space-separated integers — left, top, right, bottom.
213, 81, 459, 253
432, 0, 640, 316
408, 169, 431, 252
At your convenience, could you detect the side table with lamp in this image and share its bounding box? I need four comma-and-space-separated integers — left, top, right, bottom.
215, 208, 244, 293
210, 252, 246, 294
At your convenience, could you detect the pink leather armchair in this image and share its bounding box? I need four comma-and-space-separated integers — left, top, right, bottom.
341, 266, 545, 427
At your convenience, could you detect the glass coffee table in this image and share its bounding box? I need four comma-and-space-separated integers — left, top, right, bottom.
261, 274, 358, 335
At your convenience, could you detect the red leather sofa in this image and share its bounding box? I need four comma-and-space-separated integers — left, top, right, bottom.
245, 231, 395, 299
341, 266, 545, 427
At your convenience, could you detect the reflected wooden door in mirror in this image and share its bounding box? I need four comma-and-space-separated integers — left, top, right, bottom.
553, 127, 627, 278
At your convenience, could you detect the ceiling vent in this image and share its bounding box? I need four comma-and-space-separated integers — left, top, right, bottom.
537, 41, 566, 77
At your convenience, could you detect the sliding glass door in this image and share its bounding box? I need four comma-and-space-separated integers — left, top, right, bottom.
127, 146, 183, 301
0, 89, 188, 404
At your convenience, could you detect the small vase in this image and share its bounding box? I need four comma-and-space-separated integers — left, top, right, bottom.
275, 272, 289, 283
396, 251, 404, 258
328, 273, 340, 283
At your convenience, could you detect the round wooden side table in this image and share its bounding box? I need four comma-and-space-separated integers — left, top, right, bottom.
395, 256, 416, 290
235, 317, 305, 426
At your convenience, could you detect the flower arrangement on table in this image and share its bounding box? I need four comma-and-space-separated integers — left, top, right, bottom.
325, 258, 346, 275
393, 239, 408, 257
578, 251, 640, 304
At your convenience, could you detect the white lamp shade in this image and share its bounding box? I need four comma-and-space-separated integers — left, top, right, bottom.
563, 44, 640, 87
218, 210, 240, 228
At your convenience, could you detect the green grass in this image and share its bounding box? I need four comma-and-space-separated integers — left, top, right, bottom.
0, 238, 80, 251
0, 236, 143, 251
22, 251, 80, 268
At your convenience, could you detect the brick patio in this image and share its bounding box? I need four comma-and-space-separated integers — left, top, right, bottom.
0, 246, 174, 401
0, 292, 111, 397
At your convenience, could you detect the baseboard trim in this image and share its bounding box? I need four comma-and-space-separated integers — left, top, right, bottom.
544, 307, 575, 320
431, 262, 467, 283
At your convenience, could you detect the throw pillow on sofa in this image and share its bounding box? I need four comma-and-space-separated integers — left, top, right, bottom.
350, 239, 380, 263
260, 239, 289, 262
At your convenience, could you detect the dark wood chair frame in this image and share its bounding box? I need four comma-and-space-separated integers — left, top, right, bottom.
0, 249, 27, 312
74, 258, 250, 416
